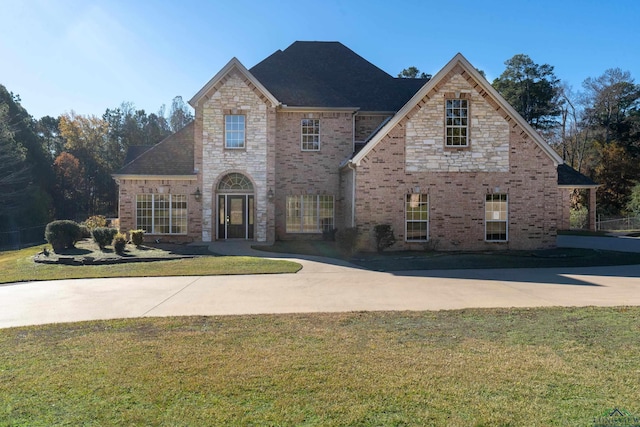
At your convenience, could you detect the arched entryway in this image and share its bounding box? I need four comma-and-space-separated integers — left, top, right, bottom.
216, 173, 255, 240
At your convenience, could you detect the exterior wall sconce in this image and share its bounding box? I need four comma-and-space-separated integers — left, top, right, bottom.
267, 189, 274, 200
193, 187, 202, 202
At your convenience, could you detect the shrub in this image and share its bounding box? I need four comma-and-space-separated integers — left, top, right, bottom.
374, 224, 396, 253
79, 224, 92, 239
130, 229, 145, 247
336, 227, 359, 256
84, 215, 108, 231
112, 232, 127, 255
92, 227, 118, 249
322, 228, 337, 241
45, 220, 83, 253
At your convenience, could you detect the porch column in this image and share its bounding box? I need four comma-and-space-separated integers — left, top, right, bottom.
588, 187, 597, 231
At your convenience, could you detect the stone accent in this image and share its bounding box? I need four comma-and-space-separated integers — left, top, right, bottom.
405, 73, 509, 173
198, 68, 276, 242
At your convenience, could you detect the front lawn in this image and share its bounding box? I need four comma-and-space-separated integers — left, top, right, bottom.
1, 307, 639, 426
257, 240, 640, 271
0, 242, 301, 284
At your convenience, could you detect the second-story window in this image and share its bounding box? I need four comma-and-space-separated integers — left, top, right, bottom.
225, 115, 245, 149
301, 118, 320, 151
445, 99, 468, 147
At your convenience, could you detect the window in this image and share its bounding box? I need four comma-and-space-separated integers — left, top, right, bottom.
136, 194, 187, 234
225, 115, 245, 149
301, 119, 320, 151
485, 194, 507, 241
406, 194, 429, 241
286, 195, 334, 233
445, 99, 468, 147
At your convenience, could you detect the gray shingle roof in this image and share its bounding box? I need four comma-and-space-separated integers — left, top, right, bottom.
250, 41, 428, 111
557, 164, 598, 187
115, 122, 195, 176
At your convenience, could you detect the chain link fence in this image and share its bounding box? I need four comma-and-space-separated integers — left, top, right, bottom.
597, 216, 640, 231
0, 224, 47, 251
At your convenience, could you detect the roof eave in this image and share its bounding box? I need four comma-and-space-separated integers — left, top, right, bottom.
112, 174, 198, 182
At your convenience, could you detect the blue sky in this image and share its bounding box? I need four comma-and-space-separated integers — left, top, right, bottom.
1, 0, 639, 119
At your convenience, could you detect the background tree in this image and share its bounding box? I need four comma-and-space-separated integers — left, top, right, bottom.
397, 66, 431, 80
169, 96, 194, 132
492, 54, 561, 130
53, 152, 84, 219
0, 102, 31, 219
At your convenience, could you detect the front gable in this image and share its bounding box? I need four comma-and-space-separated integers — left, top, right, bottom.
351, 53, 563, 169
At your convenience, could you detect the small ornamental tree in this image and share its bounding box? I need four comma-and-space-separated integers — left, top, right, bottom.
374, 224, 396, 253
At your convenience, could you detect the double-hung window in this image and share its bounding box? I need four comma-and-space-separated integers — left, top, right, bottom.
301, 119, 320, 151
445, 99, 469, 147
225, 115, 245, 149
286, 195, 334, 233
485, 194, 508, 241
136, 194, 187, 234
405, 194, 429, 241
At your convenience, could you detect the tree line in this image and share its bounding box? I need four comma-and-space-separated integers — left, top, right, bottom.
401, 55, 640, 218
0, 87, 193, 234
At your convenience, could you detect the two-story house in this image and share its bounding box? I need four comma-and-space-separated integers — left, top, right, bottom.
113, 41, 597, 251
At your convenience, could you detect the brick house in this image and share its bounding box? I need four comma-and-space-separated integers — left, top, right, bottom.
113, 41, 596, 251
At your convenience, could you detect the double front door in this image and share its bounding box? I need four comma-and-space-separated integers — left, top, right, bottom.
218, 194, 254, 239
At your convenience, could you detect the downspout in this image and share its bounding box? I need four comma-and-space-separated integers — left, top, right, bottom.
347, 161, 356, 227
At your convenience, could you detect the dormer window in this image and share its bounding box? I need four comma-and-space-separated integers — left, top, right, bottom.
445, 98, 468, 147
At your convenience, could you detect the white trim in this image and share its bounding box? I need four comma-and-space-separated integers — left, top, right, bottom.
189, 57, 280, 108
351, 53, 563, 167
112, 174, 197, 182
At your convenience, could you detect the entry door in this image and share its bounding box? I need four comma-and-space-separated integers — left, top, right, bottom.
218, 195, 255, 239
227, 195, 246, 238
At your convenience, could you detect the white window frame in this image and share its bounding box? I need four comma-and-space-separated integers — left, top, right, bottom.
445, 99, 469, 147
136, 194, 187, 235
301, 118, 320, 151
485, 193, 508, 242
405, 193, 429, 242
225, 115, 245, 149
286, 195, 334, 233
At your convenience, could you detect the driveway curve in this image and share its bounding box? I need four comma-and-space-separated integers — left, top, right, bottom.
2, 244, 640, 329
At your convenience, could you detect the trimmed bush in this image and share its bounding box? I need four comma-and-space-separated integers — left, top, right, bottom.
336, 227, 359, 256
92, 227, 118, 249
112, 232, 127, 255
130, 229, 145, 247
45, 220, 83, 253
374, 224, 396, 253
79, 224, 91, 239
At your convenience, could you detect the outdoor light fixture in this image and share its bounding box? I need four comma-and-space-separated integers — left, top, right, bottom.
193, 187, 202, 201
267, 189, 274, 200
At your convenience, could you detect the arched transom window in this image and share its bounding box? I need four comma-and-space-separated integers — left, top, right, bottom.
217, 173, 254, 192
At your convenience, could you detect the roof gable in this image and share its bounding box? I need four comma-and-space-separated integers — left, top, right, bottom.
351, 53, 563, 166
189, 57, 279, 109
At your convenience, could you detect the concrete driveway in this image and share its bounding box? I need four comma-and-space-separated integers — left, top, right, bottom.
2, 245, 640, 328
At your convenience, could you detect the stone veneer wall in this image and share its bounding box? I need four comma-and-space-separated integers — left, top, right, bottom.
274, 111, 354, 239
197, 68, 276, 242
116, 178, 201, 243
405, 73, 510, 173
353, 69, 560, 251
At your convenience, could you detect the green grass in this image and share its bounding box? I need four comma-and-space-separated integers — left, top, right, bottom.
1, 307, 639, 426
258, 240, 640, 271
0, 245, 301, 284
